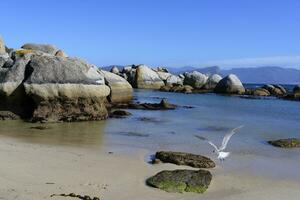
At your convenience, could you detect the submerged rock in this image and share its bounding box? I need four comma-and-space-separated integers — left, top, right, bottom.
214, 74, 245, 94
109, 110, 132, 118
155, 151, 215, 168
113, 99, 177, 110
268, 138, 300, 148
146, 169, 212, 193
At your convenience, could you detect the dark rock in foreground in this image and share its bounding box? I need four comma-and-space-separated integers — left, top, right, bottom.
268, 138, 300, 148
113, 99, 177, 110
155, 151, 215, 168
146, 169, 212, 193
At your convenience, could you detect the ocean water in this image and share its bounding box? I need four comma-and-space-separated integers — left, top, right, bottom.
0, 89, 300, 179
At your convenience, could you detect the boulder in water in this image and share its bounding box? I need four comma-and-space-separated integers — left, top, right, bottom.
183, 71, 208, 89
268, 138, 300, 148
214, 74, 245, 94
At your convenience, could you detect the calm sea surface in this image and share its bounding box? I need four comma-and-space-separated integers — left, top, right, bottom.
0, 89, 299, 179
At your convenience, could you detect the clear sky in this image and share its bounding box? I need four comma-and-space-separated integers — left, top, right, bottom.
2, 0, 300, 69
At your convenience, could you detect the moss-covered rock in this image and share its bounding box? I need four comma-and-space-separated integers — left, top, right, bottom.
268, 138, 300, 148
146, 169, 212, 193
155, 151, 215, 168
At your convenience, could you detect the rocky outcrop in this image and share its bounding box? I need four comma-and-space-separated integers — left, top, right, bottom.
203, 74, 222, 90
262, 84, 286, 96
146, 169, 212, 193
268, 138, 300, 148
155, 151, 215, 168
183, 71, 208, 89
214, 74, 245, 94
135, 65, 164, 89
98, 70, 133, 103
0, 46, 110, 122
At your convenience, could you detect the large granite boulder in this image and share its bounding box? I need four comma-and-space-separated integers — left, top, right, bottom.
146, 169, 212, 193
157, 71, 183, 85
203, 74, 222, 90
183, 71, 208, 89
98, 70, 133, 103
0, 49, 110, 122
135, 65, 164, 89
21, 43, 67, 57
23, 55, 110, 122
155, 151, 215, 168
268, 138, 300, 148
214, 74, 245, 94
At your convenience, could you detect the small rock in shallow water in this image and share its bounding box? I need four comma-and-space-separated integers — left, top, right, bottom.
146, 169, 212, 193
118, 131, 149, 137
109, 110, 132, 118
30, 126, 50, 130
268, 138, 300, 148
156, 151, 215, 168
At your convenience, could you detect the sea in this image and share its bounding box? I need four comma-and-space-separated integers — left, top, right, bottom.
0, 86, 299, 180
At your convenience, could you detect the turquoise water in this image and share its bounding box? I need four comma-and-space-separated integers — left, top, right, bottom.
0, 89, 299, 179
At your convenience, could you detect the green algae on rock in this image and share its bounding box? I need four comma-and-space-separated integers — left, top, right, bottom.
146, 169, 212, 193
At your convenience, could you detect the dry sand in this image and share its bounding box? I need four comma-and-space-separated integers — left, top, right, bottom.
0, 135, 299, 200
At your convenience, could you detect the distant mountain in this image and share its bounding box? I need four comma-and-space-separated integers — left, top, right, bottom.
168, 66, 220, 75
222, 66, 300, 84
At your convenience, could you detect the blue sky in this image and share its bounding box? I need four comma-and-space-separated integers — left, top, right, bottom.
2, 0, 300, 69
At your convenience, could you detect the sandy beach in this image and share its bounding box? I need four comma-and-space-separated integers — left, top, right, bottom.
1, 131, 299, 200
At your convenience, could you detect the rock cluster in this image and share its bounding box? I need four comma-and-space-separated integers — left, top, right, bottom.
109, 65, 229, 93
245, 84, 287, 97
0, 36, 133, 122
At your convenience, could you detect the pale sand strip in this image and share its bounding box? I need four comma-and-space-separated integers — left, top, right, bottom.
0, 136, 299, 200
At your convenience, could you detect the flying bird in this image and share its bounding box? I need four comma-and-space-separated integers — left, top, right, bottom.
195, 125, 244, 161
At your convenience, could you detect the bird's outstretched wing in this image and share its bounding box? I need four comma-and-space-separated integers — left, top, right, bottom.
194, 135, 219, 152
219, 125, 244, 151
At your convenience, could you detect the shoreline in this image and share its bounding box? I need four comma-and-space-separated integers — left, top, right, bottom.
0, 132, 300, 200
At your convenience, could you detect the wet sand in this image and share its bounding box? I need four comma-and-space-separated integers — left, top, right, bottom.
0, 133, 299, 200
